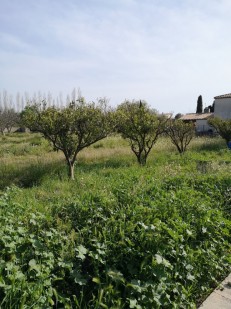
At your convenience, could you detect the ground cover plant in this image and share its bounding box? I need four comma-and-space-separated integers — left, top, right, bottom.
0, 133, 230, 308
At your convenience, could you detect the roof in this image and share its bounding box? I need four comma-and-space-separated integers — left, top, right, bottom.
179, 113, 214, 121
214, 93, 231, 99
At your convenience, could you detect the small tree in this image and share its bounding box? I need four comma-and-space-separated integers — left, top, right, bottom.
21, 98, 112, 179
0, 108, 20, 134
208, 117, 231, 145
5, 109, 20, 133
196, 95, 203, 114
115, 100, 167, 165
166, 120, 194, 154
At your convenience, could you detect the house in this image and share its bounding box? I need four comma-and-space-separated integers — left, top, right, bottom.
179, 113, 214, 134
178, 92, 231, 134
214, 93, 231, 119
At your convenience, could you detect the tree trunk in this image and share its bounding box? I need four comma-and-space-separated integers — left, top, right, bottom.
137, 152, 147, 166
67, 162, 75, 180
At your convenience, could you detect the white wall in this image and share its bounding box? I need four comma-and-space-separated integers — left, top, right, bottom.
196, 119, 213, 132
214, 98, 231, 119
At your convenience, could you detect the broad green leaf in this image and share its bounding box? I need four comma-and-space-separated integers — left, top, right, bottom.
77, 245, 87, 260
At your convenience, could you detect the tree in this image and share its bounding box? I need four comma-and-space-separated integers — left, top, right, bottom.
0, 111, 6, 134
166, 120, 194, 154
5, 109, 20, 132
208, 117, 231, 145
196, 95, 203, 114
0, 108, 20, 134
115, 100, 167, 165
208, 101, 215, 113
175, 113, 183, 119
21, 98, 112, 179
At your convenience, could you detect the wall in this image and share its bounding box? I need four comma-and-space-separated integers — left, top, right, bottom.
196, 119, 214, 133
214, 98, 231, 119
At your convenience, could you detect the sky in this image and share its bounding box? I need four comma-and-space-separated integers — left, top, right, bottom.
1, 0, 231, 114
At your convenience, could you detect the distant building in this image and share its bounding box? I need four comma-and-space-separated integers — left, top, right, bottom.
175, 92, 231, 134
214, 93, 231, 119
160, 113, 173, 119
179, 113, 214, 134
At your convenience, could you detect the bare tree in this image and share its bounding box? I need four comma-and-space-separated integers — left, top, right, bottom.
72, 88, 76, 102
66, 94, 71, 105
16, 92, 21, 112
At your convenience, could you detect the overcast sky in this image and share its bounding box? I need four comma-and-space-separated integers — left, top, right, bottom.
1, 0, 231, 113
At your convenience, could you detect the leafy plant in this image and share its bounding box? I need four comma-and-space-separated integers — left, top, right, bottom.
0, 134, 231, 308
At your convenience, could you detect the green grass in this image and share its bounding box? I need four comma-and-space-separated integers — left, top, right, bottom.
0, 133, 230, 308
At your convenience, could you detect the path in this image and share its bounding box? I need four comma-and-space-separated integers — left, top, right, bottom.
198, 273, 231, 308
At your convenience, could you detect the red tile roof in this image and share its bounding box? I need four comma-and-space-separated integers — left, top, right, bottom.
214, 93, 231, 99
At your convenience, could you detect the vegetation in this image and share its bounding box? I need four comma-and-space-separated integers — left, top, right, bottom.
208, 117, 231, 146
208, 102, 215, 113
0, 132, 230, 308
0, 108, 20, 134
116, 100, 167, 165
166, 120, 195, 154
196, 95, 203, 114
21, 99, 112, 179
174, 113, 183, 120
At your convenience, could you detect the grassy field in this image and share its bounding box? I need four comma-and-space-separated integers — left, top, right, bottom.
0, 133, 231, 308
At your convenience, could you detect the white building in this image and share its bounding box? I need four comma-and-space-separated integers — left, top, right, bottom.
214, 93, 231, 119
179, 113, 214, 133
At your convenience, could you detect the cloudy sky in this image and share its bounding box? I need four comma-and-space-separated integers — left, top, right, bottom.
1, 0, 231, 113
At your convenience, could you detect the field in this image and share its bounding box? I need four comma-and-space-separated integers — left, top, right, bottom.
0, 133, 231, 308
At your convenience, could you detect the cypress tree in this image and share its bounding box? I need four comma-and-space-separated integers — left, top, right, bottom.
196, 95, 203, 113
210, 101, 215, 112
